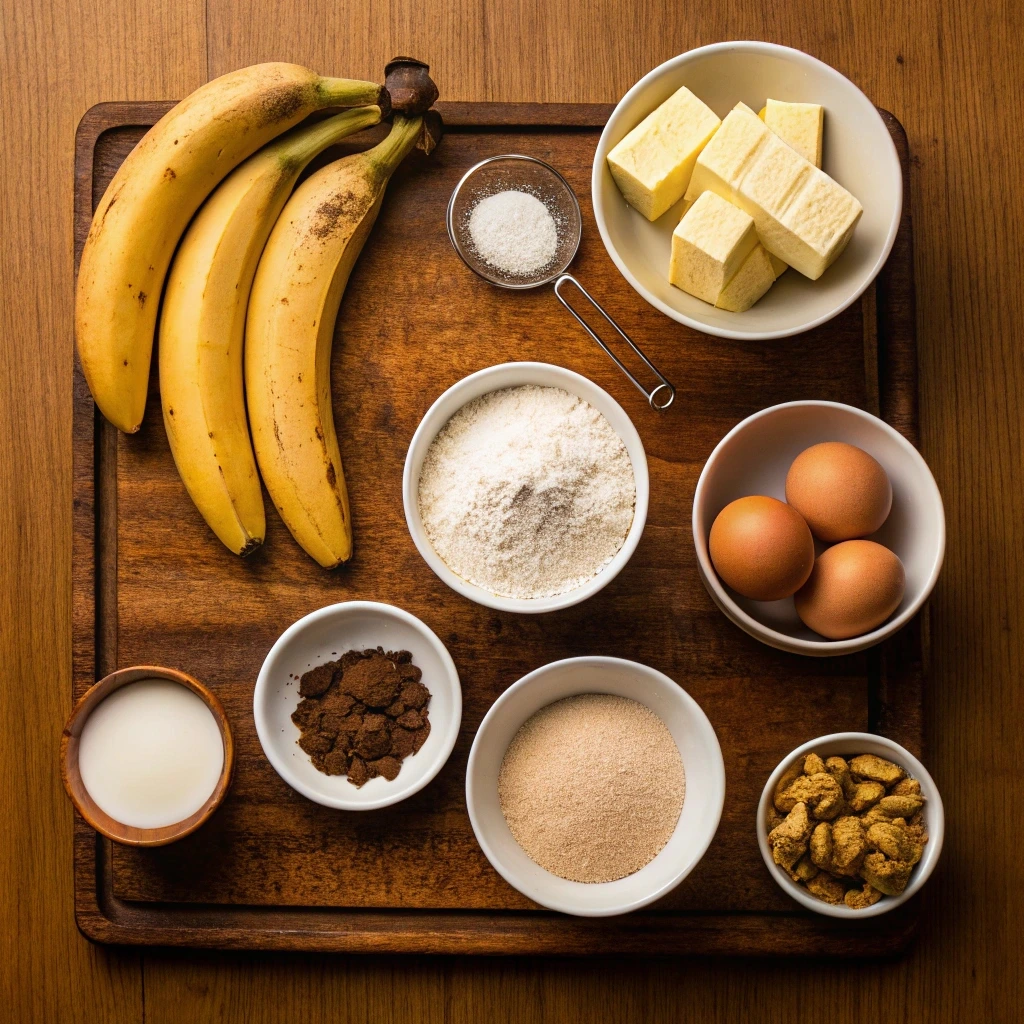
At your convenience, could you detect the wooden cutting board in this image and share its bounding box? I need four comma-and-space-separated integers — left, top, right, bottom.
72, 100, 924, 955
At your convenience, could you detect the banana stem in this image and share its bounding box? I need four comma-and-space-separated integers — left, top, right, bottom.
384, 58, 439, 116
365, 115, 425, 180
277, 105, 383, 166
316, 76, 388, 113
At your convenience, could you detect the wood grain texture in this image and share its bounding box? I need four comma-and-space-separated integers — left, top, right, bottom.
3, 0, 1023, 1019
70, 105, 917, 956
0, 0, 204, 1022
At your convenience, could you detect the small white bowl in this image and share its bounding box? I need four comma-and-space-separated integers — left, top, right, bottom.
253, 602, 462, 811
402, 362, 649, 613
465, 656, 725, 917
692, 401, 945, 656
758, 733, 944, 918
591, 41, 903, 340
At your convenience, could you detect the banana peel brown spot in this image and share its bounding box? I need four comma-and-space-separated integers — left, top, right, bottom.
163, 167, 176, 180
257, 85, 306, 128
137, 291, 147, 307
326, 463, 337, 487
311, 192, 369, 240
97, 184, 123, 229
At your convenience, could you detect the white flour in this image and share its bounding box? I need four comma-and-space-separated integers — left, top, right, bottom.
467, 190, 557, 277
417, 385, 636, 599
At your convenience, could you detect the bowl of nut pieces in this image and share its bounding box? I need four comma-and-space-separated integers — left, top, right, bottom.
757, 732, 944, 918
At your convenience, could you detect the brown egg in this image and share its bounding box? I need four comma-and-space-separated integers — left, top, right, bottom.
709, 496, 815, 601
785, 442, 892, 542
795, 540, 906, 640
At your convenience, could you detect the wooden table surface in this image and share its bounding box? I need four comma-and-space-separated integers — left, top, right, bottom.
2, 1, 1021, 1021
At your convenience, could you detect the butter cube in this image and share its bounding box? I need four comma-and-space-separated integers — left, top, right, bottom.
764, 99, 823, 166
684, 103, 861, 280
716, 244, 776, 311
768, 252, 789, 279
759, 101, 823, 278
669, 191, 757, 304
607, 87, 721, 221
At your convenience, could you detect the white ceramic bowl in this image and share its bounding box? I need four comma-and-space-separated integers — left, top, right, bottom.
403, 362, 649, 613
253, 602, 462, 810
465, 657, 725, 917
692, 401, 945, 656
592, 41, 903, 340
758, 732, 944, 918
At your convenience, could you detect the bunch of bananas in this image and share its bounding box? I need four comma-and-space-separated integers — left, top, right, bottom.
75, 59, 439, 566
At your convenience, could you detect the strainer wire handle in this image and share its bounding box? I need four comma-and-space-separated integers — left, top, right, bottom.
553, 275, 675, 411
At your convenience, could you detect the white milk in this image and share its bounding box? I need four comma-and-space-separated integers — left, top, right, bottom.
78, 678, 224, 829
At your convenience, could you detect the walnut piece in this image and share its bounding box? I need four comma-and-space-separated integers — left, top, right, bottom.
792, 854, 819, 882
849, 754, 905, 786
768, 802, 813, 870
805, 873, 847, 905
825, 756, 857, 799
773, 762, 806, 812
877, 794, 925, 819
844, 882, 883, 910
778, 772, 844, 820
831, 816, 868, 873
891, 778, 921, 797
866, 819, 924, 866
860, 851, 913, 896
809, 821, 833, 870
849, 780, 885, 812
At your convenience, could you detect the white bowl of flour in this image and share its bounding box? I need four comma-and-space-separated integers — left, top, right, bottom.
403, 362, 649, 613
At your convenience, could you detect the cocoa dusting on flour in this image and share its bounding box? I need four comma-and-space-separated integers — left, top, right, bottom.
291, 648, 431, 787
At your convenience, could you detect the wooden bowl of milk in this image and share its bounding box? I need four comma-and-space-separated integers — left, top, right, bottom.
61, 666, 233, 846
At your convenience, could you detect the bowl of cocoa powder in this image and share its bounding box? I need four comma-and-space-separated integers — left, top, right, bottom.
253, 602, 462, 810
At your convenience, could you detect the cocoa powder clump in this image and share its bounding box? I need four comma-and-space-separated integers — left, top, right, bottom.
291, 648, 431, 787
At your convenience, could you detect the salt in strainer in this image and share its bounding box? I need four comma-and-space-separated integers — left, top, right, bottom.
447, 154, 675, 411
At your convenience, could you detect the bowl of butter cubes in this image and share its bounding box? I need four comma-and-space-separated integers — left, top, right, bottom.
591, 41, 903, 340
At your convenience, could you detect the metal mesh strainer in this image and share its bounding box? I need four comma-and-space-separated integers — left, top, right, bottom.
446, 154, 675, 410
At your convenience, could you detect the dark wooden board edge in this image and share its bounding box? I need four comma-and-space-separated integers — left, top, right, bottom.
71, 102, 923, 955
72, 893, 920, 956
870, 113, 926, 766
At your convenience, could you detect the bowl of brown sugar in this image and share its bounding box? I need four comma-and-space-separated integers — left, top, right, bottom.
466, 657, 725, 916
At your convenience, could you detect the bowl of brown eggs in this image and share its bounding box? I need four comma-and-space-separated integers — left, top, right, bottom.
692, 401, 945, 656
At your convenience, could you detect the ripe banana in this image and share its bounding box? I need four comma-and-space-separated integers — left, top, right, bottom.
159, 106, 383, 556
76, 63, 386, 434
246, 115, 430, 567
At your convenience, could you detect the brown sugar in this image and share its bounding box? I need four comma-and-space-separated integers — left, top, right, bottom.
291, 648, 431, 787
497, 694, 685, 883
